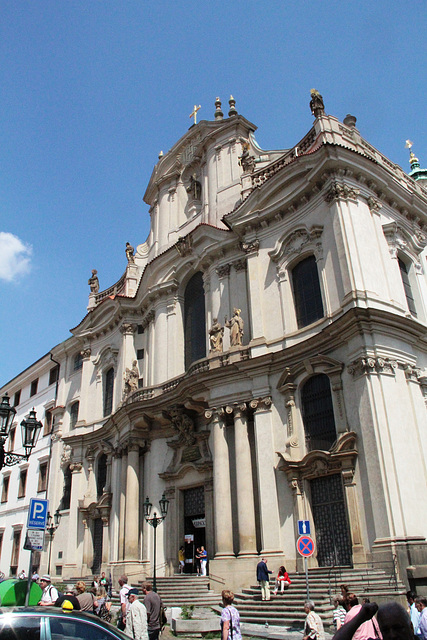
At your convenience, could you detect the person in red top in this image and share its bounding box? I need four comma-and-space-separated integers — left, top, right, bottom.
274, 566, 291, 595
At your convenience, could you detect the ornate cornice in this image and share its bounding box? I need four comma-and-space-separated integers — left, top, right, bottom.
347, 357, 398, 378
216, 264, 231, 278
324, 181, 360, 204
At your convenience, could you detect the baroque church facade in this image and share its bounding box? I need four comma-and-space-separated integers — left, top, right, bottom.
2, 93, 427, 592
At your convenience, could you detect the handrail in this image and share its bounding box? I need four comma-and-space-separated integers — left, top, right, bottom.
326, 558, 401, 602
207, 572, 226, 586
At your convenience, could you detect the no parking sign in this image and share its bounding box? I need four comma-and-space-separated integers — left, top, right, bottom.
297, 535, 315, 557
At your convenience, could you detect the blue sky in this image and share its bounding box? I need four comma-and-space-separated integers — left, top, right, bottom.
1, 1, 427, 386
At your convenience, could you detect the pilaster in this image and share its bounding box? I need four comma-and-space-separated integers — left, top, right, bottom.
233, 404, 257, 556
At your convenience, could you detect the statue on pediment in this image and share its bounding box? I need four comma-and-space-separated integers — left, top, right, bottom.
239, 141, 256, 173
125, 242, 135, 263
123, 360, 139, 398
225, 308, 244, 346
310, 89, 325, 118
186, 173, 202, 201
209, 318, 224, 353
88, 269, 99, 294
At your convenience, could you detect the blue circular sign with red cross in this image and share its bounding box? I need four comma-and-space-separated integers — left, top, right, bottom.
297, 535, 315, 557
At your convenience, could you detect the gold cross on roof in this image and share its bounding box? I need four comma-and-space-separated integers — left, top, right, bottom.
189, 104, 201, 124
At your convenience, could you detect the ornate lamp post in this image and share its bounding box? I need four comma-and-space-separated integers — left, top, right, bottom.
143, 493, 169, 592
0, 394, 43, 470
46, 509, 62, 575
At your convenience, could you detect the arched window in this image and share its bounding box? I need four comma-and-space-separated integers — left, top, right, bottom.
97, 453, 107, 498
301, 374, 337, 451
60, 465, 72, 510
184, 272, 206, 369
291, 255, 324, 328
70, 401, 79, 429
398, 257, 417, 317
103, 368, 114, 417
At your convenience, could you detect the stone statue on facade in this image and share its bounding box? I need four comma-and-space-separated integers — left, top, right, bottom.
88, 269, 99, 294
123, 360, 139, 398
186, 174, 202, 200
225, 308, 244, 346
309, 89, 325, 118
209, 318, 224, 353
239, 141, 256, 173
125, 242, 135, 263
164, 407, 196, 445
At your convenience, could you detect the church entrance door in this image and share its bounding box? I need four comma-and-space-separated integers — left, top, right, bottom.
310, 474, 352, 567
183, 486, 205, 574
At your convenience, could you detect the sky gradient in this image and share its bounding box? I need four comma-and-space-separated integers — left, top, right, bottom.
1, 1, 427, 386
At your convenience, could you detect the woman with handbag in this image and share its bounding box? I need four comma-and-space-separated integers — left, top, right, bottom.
221, 590, 241, 640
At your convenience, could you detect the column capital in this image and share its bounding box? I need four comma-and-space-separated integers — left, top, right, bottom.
120, 322, 137, 336
250, 396, 272, 411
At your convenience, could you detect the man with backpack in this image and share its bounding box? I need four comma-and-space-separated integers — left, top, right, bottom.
38, 575, 59, 606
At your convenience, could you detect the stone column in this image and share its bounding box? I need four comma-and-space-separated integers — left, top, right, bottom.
342, 468, 367, 564
82, 518, 92, 571
124, 442, 140, 561
120, 323, 137, 375
233, 404, 257, 555
110, 453, 120, 562
118, 451, 127, 561
207, 409, 234, 557
216, 266, 231, 350
153, 301, 168, 384
244, 241, 265, 342
166, 295, 178, 379
78, 349, 92, 423
251, 397, 282, 554
65, 462, 83, 574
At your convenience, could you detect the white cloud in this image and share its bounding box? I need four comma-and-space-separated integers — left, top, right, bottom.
0, 232, 32, 282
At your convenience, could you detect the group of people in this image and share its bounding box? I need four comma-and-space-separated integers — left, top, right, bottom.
178, 544, 208, 576
256, 557, 291, 600
37, 574, 112, 621
118, 575, 165, 640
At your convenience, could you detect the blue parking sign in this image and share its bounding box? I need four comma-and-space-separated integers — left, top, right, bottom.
27, 498, 49, 530
298, 520, 311, 535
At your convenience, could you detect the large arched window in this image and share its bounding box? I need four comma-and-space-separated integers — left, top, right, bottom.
97, 453, 107, 498
291, 255, 324, 328
184, 272, 206, 370
103, 368, 114, 417
398, 257, 417, 317
301, 374, 337, 451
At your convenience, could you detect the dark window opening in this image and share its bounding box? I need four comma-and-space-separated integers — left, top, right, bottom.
13, 390, 21, 407
74, 352, 83, 371
301, 374, 337, 451
30, 379, 38, 397
97, 454, 107, 498
49, 365, 59, 386
103, 368, 114, 417
70, 401, 79, 429
184, 272, 206, 369
18, 469, 27, 498
291, 255, 324, 328
1, 476, 10, 503
137, 349, 145, 360
398, 258, 417, 317
60, 466, 72, 510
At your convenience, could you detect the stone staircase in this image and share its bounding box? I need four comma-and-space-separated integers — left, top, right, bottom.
69, 567, 407, 629
232, 567, 407, 628
143, 575, 220, 608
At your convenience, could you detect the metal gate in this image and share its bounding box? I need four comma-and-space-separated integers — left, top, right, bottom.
92, 518, 103, 575
310, 474, 352, 567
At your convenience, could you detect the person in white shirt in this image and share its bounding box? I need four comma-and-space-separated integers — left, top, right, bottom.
38, 575, 59, 606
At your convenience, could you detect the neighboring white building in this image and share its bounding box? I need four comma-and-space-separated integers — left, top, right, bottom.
0, 353, 60, 577
2, 93, 427, 592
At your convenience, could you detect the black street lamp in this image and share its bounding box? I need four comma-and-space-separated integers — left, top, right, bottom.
0, 394, 42, 470
143, 493, 169, 593
46, 509, 62, 575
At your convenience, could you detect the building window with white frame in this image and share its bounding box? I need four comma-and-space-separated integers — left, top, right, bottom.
398, 257, 417, 317
18, 468, 28, 499
291, 255, 324, 328
70, 401, 80, 429
301, 374, 337, 451
103, 368, 114, 417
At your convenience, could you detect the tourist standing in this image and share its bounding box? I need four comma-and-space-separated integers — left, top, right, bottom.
343, 593, 381, 640
126, 588, 149, 640
221, 590, 241, 640
332, 596, 347, 630
200, 546, 208, 576
256, 557, 272, 601
407, 591, 421, 635
142, 581, 164, 640
118, 575, 131, 630
38, 575, 59, 606
75, 580, 97, 612
178, 546, 185, 574
303, 601, 325, 640
416, 597, 427, 639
